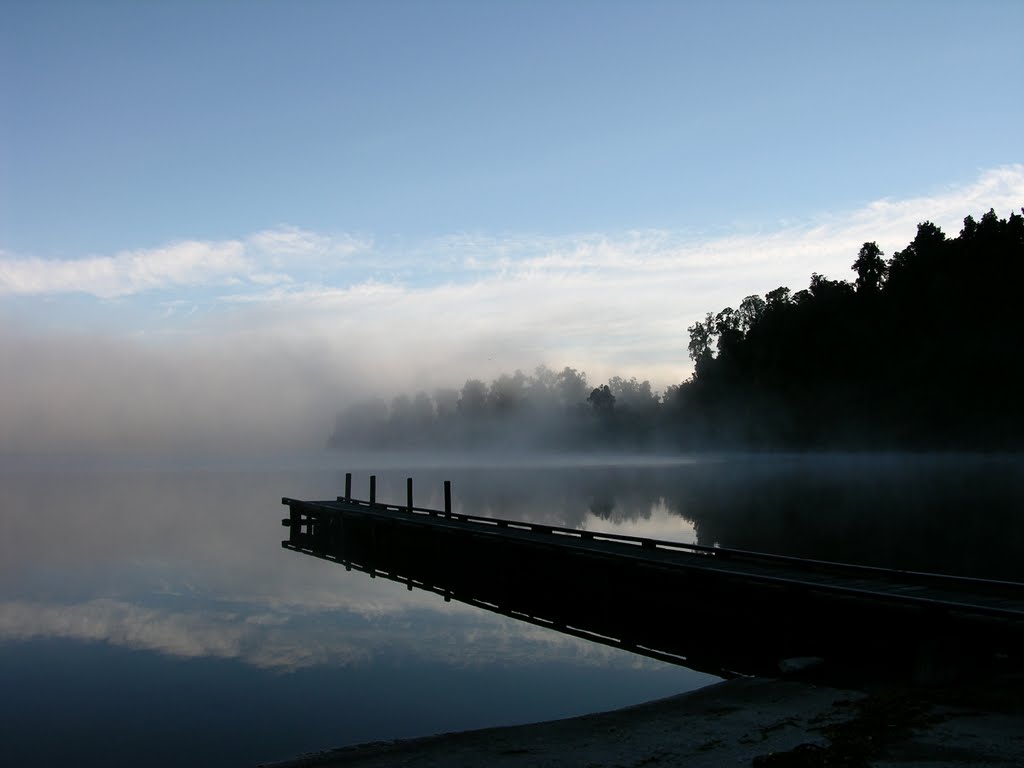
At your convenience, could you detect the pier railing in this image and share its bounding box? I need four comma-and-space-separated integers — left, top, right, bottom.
284, 473, 1024, 604
281, 472, 1024, 679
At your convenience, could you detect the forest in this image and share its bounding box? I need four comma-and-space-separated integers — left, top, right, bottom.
329, 208, 1024, 452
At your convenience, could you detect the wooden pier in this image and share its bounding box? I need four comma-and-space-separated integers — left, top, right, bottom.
282, 474, 1024, 679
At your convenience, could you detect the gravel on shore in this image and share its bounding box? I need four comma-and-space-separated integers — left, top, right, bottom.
260, 672, 1024, 767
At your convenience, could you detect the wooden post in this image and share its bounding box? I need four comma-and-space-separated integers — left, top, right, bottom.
341, 512, 350, 571
344, 472, 352, 502
369, 525, 376, 578
369, 475, 376, 506
444, 480, 452, 517
407, 477, 413, 512
289, 503, 300, 542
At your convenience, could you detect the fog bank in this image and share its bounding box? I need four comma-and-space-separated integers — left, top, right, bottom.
3, 169, 1021, 460
0, 329, 350, 459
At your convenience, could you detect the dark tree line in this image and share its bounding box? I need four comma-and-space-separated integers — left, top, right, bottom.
328, 366, 667, 451
676, 208, 1024, 449
330, 208, 1024, 452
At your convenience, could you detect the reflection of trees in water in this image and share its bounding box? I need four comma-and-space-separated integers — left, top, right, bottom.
669, 456, 1024, 581
362, 465, 663, 529
587, 492, 616, 522
362, 456, 1024, 581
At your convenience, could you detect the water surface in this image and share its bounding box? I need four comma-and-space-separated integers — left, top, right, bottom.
1, 453, 1021, 766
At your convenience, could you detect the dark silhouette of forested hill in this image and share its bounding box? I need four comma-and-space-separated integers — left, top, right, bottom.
329, 208, 1023, 452
678, 208, 1024, 449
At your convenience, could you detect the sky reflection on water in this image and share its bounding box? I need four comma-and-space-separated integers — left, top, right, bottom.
2, 454, 1021, 766
0, 458, 715, 767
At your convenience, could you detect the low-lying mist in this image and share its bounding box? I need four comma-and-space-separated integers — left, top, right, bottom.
0, 329, 351, 460
0, 324, 665, 461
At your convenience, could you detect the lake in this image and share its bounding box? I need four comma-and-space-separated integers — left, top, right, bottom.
1, 453, 1021, 766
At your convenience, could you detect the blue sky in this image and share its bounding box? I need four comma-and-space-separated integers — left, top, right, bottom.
1, 1, 1022, 457
4, 1, 1021, 251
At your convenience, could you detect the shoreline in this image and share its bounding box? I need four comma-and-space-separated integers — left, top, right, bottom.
260, 673, 1024, 767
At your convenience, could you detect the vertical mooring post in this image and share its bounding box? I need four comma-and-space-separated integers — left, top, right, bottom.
370, 475, 377, 506
407, 477, 413, 512
341, 512, 350, 571
288, 502, 300, 541
444, 480, 452, 517
344, 472, 352, 502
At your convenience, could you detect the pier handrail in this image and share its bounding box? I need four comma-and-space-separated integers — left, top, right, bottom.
282, 490, 1024, 595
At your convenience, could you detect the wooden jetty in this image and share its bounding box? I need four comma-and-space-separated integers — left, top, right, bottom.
282, 474, 1024, 679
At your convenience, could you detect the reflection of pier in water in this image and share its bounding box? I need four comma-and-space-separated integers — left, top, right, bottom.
281, 475, 1024, 679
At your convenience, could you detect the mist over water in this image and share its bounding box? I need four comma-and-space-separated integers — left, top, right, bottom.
0, 328, 354, 460
1, 452, 1021, 766
331, 453, 1024, 580
0, 457, 707, 767
4, 2, 1022, 761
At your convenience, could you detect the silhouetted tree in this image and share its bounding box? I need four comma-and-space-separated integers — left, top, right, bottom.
587, 384, 616, 414
738, 294, 766, 332
555, 366, 589, 408
687, 313, 715, 373
489, 370, 528, 414
852, 241, 886, 294
329, 207, 1024, 453
458, 379, 488, 418
673, 207, 1024, 450
764, 286, 791, 310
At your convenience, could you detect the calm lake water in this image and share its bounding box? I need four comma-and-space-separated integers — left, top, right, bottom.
2, 453, 1022, 766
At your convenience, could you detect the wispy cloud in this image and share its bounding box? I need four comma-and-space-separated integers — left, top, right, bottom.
0, 228, 370, 299
0, 240, 250, 298
3, 166, 1020, 306
204, 165, 1024, 390
247, 225, 371, 265
0, 166, 1020, 458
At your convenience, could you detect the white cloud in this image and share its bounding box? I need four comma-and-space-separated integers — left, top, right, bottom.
0, 228, 371, 299
247, 225, 371, 266
0, 165, 1020, 457
0, 240, 249, 298
4, 165, 1019, 307
248, 225, 332, 256
205, 164, 1023, 392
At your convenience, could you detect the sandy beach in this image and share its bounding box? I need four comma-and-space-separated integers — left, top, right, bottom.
261, 671, 1024, 767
